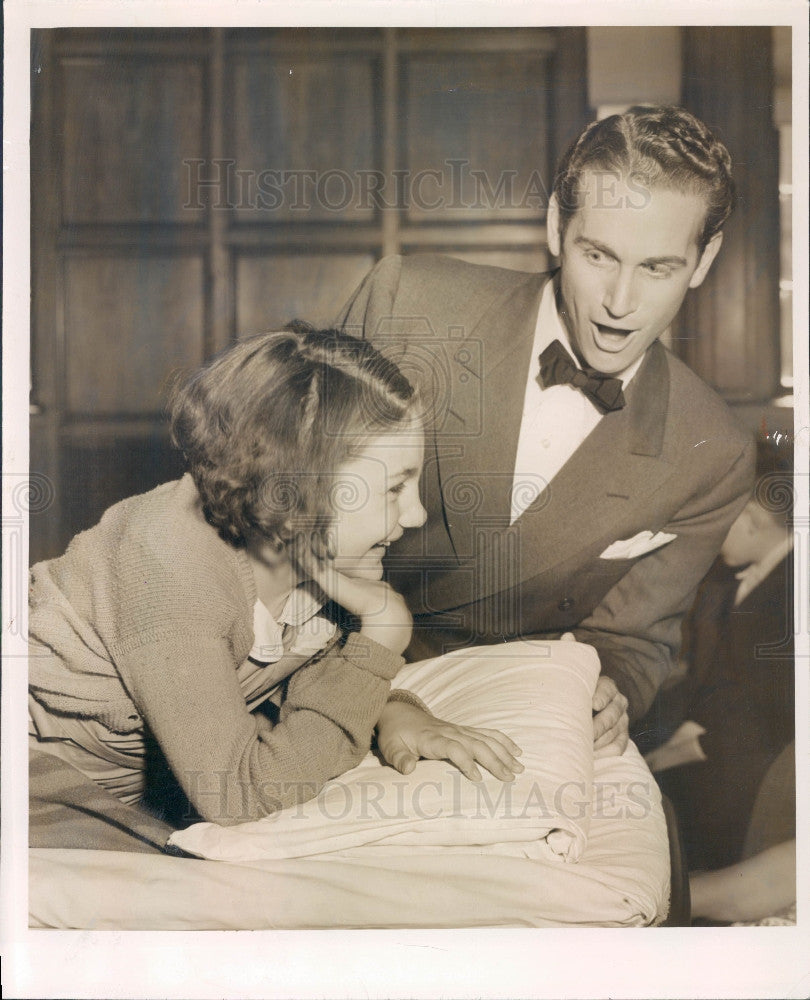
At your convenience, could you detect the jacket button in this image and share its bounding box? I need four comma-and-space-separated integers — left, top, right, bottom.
558, 597, 574, 612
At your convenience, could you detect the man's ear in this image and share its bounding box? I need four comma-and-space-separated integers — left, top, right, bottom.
689, 231, 723, 289
547, 192, 562, 258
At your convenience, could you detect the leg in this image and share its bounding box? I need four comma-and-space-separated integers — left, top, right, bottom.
30, 744, 174, 854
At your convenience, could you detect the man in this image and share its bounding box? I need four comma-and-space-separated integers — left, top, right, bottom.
337, 105, 754, 754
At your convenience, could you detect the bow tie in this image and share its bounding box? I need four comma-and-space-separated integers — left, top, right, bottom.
537, 340, 625, 413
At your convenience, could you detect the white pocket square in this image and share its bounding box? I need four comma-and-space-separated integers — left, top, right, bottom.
599, 530, 677, 560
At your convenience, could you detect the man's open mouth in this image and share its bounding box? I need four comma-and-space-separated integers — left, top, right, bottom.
594, 323, 634, 349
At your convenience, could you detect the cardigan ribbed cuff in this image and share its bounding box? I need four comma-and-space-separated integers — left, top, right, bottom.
340, 631, 404, 681
385, 688, 431, 714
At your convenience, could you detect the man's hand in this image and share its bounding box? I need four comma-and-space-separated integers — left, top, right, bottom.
592, 676, 629, 758
560, 632, 629, 757
375, 701, 524, 782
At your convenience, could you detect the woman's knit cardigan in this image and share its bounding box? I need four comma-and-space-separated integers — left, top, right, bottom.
29, 475, 408, 824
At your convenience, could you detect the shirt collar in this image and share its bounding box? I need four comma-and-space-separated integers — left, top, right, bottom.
532, 275, 645, 389
250, 580, 330, 665
277, 579, 329, 627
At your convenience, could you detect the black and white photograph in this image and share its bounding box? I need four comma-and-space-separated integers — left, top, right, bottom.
2, 1, 808, 997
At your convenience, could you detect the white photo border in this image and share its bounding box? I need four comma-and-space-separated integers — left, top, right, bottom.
3, 2, 808, 998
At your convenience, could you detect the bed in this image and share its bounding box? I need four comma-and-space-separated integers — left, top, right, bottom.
29, 640, 671, 929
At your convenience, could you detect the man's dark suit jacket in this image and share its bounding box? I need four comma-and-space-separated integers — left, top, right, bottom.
337, 254, 755, 722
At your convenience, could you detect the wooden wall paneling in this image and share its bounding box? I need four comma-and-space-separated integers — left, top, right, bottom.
223, 28, 385, 55
401, 47, 552, 223
31, 30, 64, 564
52, 27, 211, 57
223, 225, 383, 251
227, 49, 380, 225
397, 28, 558, 55
679, 27, 780, 402
235, 252, 377, 335
380, 28, 399, 258
63, 254, 206, 416
31, 27, 589, 560
59, 436, 187, 542
59, 53, 206, 225
206, 29, 232, 355
43, 33, 212, 556
549, 28, 590, 178
31, 30, 60, 415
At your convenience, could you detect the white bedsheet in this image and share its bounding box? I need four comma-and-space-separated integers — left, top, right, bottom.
30, 791, 667, 929
169, 641, 600, 864
29, 641, 670, 928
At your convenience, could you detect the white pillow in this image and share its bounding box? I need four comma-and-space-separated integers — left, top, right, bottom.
169, 639, 599, 863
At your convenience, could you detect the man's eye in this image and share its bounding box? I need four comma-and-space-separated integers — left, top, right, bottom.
584, 249, 608, 265
389, 482, 406, 496
644, 263, 672, 277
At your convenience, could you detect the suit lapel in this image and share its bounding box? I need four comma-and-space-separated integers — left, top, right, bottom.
431, 328, 674, 605
512, 342, 672, 577
435, 271, 548, 556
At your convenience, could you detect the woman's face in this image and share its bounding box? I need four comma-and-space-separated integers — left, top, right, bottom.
329, 421, 426, 580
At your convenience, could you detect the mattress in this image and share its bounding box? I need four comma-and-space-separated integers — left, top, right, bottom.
30, 640, 669, 928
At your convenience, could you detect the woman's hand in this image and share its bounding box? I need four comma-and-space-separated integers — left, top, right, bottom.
375, 700, 524, 782
294, 539, 412, 655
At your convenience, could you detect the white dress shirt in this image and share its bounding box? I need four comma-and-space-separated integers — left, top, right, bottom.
509, 278, 644, 524
238, 581, 337, 710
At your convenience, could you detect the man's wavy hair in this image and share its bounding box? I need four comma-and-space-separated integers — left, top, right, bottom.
169, 322, 418, 548
553, 105, 735, 251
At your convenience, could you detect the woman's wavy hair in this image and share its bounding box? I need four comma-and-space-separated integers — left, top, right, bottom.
553, 105, 735, 251
169, 322, 418, 548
